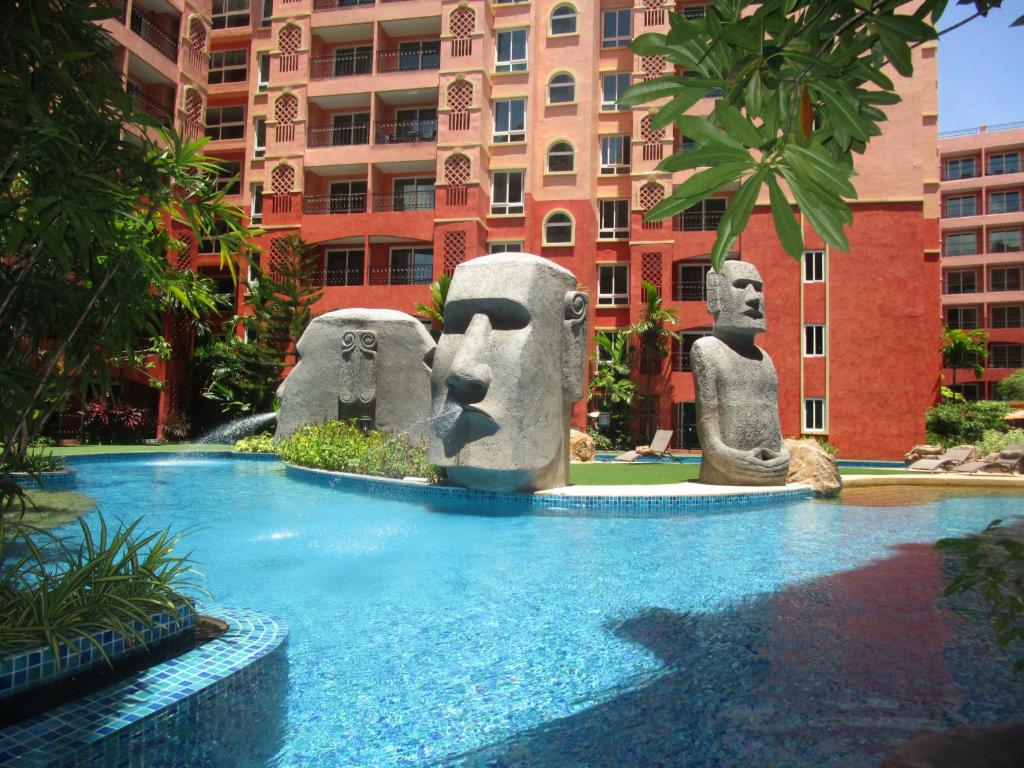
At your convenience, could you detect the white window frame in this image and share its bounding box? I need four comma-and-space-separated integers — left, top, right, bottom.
989, 190, 1021, 215
990, 343, 1024, 369
488, 241, 524, 254
205, 105, 245, 141
209, 49, 248, 85
597, 264, 628, 306
550, 4, 578, 35
548, 73, 575, 104
944, 231, 978, 256
253, 117, 266, 158
599, 199, 629, 240
495, 28, 528, 73
991, 267, 1023, 292
945, 269, 978, 294
989, 152, 1020, 176
803, 324, 825, 357
945, 306, 978, 330
257, 52, 270, 92
803, 398, 826, 433
600, 135, 631, 175
989, 229, 1022, 253
212, 0, 250, 30
944, 194, 977, 218
601, 9, 631, 48
945, 156, 976, 180
991, 305, 1023, 329
601, 72, 631, 111
491, 170, 524, 215
803, 250, 825, 283
543, 211, 574, 245
250, 182, 263, 225
547, 141, 575, 173
493, 98, 526, 143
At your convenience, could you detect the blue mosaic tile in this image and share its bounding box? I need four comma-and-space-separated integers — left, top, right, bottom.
7, 470, 77, 490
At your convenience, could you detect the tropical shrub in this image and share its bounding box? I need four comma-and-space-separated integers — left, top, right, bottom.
0, 516, 201, 666
995, 370, 1024, 402
976, 429, 1024, 458
28, 437, 56, 448
587, 428, 619, 452
277, 421, 439, 482
80, 400, 149, 444
235, 433, 276, 454
0, 452, 67, 474
925, 400, 1010, 447
162, 410, 192, 442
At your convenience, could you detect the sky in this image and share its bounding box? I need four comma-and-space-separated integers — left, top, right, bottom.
937, 1, 1024, 132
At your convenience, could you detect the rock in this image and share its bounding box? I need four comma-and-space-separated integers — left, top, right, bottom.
878, 720, 1024, 768
569, 429, 596, 463
985, 452, 1001, 463
903, 444, 944, 463
784, 438, 842, 497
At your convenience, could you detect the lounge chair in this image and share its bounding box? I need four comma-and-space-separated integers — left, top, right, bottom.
907, 445, 976, 472
613, 430, 683, 462
950, 443, 1024, 475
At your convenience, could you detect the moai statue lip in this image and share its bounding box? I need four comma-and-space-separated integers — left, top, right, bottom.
274, 308, 435, 444
692, 259, 790, 487
428, 253, 588, 492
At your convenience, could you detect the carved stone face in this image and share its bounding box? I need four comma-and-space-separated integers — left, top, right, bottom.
429, 253, 587, 491
707, 260, 767, 335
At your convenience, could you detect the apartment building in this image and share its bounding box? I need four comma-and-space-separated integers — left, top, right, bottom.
107, 0, 941, 459
939, 122, 1024, 399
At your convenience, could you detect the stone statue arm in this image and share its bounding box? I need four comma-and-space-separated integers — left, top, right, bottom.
692, 341, 789, 479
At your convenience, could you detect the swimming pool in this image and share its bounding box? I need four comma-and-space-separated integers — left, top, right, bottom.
15, 456, 1024, 766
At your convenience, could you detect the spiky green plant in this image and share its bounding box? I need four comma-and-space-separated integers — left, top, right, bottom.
0, 515, 204, 668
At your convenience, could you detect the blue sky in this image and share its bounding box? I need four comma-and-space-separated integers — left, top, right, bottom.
937, 2, 1024, 131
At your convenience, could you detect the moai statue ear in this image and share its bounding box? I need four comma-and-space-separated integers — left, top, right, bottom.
706, 270, 720, 317
562, 291, 588, 400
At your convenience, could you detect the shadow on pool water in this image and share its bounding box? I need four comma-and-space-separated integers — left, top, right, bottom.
447, 541, 1024, 768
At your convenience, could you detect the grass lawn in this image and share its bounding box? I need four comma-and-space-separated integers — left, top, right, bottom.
44, 443, 232, 457
569, 461, 912, 486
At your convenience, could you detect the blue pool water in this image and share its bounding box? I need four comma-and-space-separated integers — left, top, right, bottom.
28, 457, 1024, 766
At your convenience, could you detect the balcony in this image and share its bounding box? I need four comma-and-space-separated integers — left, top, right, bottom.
673, 211, 723, 232
310, 52, 373, 80
375, 119, 437, 144
132, 91, 173, 126
376, 46, 440, 74
322, 267, 364, 286
941, 203, 979, 219
314, 0, 374, 8
307, 123, 370, 148
129, 6, 178, 63
368, 264, 433, 285
371, 189, 435, 212
302, 193, 367, 215
672, 280, 707, 301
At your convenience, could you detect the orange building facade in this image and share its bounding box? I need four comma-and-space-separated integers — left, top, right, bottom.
107, 0, 942, 460
938, 123, 1024, 399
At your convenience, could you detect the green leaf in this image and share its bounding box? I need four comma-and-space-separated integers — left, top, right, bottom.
714, 102, 764, 147
777, 166, 850, 252
871, 12, 938, 41
676, 115, 745, 149
621, 77, 696, 105
647, 162, 750, 221
766, 173, 803, 260
657, 146, 753, 173
650, 89, 705, 130
876, 28, 914, 77
719, 22, 760, 52
784, 144, 859, 199
711, 165, 769, 269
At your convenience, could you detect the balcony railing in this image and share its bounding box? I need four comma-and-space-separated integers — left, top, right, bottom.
314, 0, 374, 8
368, 264, 433, 285
990, 241, 1023, 253
132, 91, 173, 126
322, 268, 364, 286
129, 7, 179, 63
375, 119, 437, 144
941, 168, 979, 181
672, 351, 694, 372
302, 193, 367, 215
307, 123, 370, 148
372, 190, 435, 212
943, 244, 980, 257
942, 204, 978, 218
943, 283, 979, 295
376, 47, 440, 74
672, 281, 707, 301
673, 211, 723, 231
310, 52, 373, 80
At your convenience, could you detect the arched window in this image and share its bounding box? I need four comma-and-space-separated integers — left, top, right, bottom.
547, 142, 574, 173
544, 211, 574, 244
548, 73, 575, 104
550, 4, 578, 35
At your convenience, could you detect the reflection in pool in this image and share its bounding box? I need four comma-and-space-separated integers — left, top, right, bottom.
32, 456, 1024, 767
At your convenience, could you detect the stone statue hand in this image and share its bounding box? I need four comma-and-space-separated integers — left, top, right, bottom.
723, 445, 789, 478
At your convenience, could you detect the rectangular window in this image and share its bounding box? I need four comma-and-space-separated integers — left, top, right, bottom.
250, 183, 263, 225
334, 45, 373, 77
397, 40, 441, 71
599, 199, 630, 239
944, 231, 978, 256
992, 306, 1023, 329
804, 398, 825, 432
674, 263, 711, 301
678, 198, 725, 231
990, 191, 1022, 214
596, 330, 625, 368
945, 306, 978, 330
394, 107, 437, 142
990, 343, 1024, 369
495, 28, 528, 72
488, 241, 523, 254
600, 135, 631, 174
493, 99, 526, 143
491, 170, 524, 215
389, 247, 433, 285
989, 152, 1021, 175
597, 264, 628, 306
332, 112, 370, 145
671, 332, 709, 372
803, 324, 825, 357
601, 72, 631, 111
260, 0, 272, 27
602, 9, 631, 48
328, 180, 367, 214
324, 249, 364, 286
205, 105, 245, 141
803, 250, 825, 283
212, 0, 250, 30
392, 177, 436, 211
214, 161, 241, 195
682, 5, 708, 18
254, 118, 266, 157
991, 267, 1022, 292
945, 270, 977, 294
257, 53, 270, 92
209, 50, 247, 84
944, 195, 977, 218
990, 229, 1022, 253
944, 157, 976, 180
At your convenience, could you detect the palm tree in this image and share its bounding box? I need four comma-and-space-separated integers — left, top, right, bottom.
628, 280, 681, 439
414, 273, 451, 337
941, 327, 989, 388
588, 331, 637, 448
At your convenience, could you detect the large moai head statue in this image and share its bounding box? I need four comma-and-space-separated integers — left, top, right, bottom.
429, 253, 588, 492
275, 309, 435, 443
706, 258, 767, 338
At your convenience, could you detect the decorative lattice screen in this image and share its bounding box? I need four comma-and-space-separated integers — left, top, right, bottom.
175, 234, 193, 270
641, 55, 665, 81
443, 231, 466, 276
274, 93, 298, 141
641, 252, 662, 292
639, 183, 664, 229
278, 25, 301, 72
449, 7, 474, 56
183, 89, 203, 139
271, 164, 294, 196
